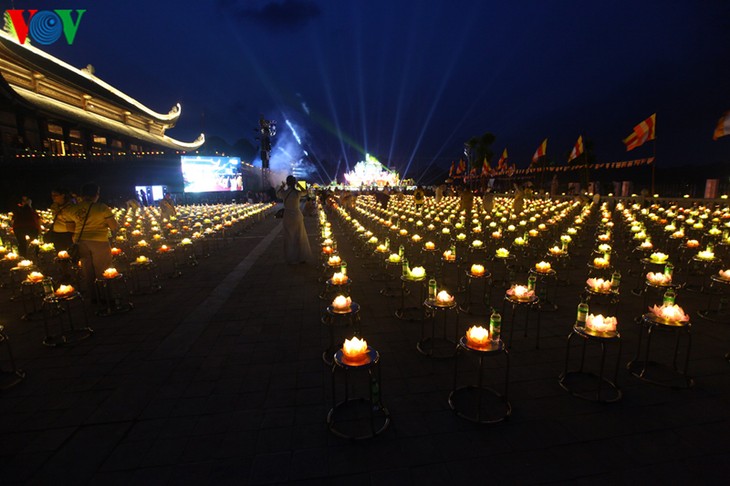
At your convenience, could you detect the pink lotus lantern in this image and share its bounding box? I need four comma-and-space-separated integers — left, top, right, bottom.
686, 239, 700, 248
332, 295, 352, 312
507, 284, 534, 301
649, 304, 689, 323
718, 269, 730, 281
57, 250, 70, 259
27, 271, 44, 283
585, 314, 618, 333
466, 326, 490, 350
646, 272, 671, 285
103, 268, 119, 279
111, 247, 123, 256
586, 277, 612, 293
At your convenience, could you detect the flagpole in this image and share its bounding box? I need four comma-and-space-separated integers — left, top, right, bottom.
651, 139, 656, 195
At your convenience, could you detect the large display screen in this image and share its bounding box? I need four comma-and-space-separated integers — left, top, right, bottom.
135, 185, 167, 203
181, 156, 243, 193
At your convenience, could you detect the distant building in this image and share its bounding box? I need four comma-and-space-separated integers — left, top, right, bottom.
0, 30, 204, 161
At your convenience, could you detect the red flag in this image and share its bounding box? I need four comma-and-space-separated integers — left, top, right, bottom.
455, 159, 466, 176
623, 113, 656, 151
497, 148, 508, 172
449, 161, 455, 177
568, 135, 584, 162
481, 157, 491, 177
713, 111, 730, 140
531, 139, 547, 165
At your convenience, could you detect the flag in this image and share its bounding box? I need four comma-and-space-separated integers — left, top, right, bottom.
455, 159, 466, 176
497, 148, 508, 172
568, 135, 584, 162
449, 161, 455, 177
623, 113, 656, 151
481, 157, 491, 177
531, 139, 547, 165
713, 111, 730, 140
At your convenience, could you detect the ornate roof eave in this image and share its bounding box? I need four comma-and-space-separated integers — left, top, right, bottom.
14, 85, 205, 151
0, 31, 182, 124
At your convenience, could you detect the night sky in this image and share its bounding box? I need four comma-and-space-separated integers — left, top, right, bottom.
16, 0, 730, 182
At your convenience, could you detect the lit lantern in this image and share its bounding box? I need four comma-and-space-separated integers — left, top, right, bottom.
57, 250, 70, 259
697, 250, 715, 261
328, 255, 342, 266
55, 284, 75, 296
646, 272, 671, 285
686, 239, 700, 248
411, 234, 422, 243
111, 247, 123, 256
436, 290, 454, 304
649, 304, 689, 323
376, 244, 388, 253
331, 272, 348, 285
332, 295, 352, 312
471, 239, 483, 248
103, 268, 119, 279
159, 245, 170, 253
470, 264, 485, 276
442, 250, 456, 262
342, 336, 369, 363
593, 257, 609, 268
322, 245, 334, 255
549, 246, 564, 256
585, 314, 618, 333
586, 277, 612, 293
508, 284, 533, 300
640, 240, 653, 249
136, 255, 149, 264
535, 261, 551, 273
17, 259, 33, 268
650, 252, 668, 263
388, 253, 401, 263
496, 248, 510, 258
27, 271, 44, 283
409, 266, 426, 279
466, 325, 490, 350
719, 269, 730, 281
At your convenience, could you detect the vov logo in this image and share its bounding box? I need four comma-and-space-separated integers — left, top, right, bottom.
5, 9, 86, 45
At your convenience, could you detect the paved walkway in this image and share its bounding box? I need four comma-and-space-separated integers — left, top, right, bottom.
1, 205, 729, 484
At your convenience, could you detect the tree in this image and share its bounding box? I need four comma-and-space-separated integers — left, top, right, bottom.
464, 132, 496, 171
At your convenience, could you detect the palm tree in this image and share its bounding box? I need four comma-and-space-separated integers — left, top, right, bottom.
464, 132, 495, 172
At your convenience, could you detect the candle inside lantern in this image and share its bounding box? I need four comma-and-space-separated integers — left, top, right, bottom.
442, 250, 455, 261
470, 264, 485, 276
510, 284, 532, 299
342, 336, 368, 362
646, 272, 671, 285
159, 245, 170, 253
322, 245, 333, 254
388, 253, 401, 263
466, 325, 490, 349
719, 269, 730, 281
376, 244, 388, 252
496, 247, 510, 258
650, 252, 668, 263
17, 259, 33, 268
424, 241, 435, 250
328, 255, 342, 266
593, 257, 609, 268
409, 266, 426, 279
549, 246, 564, 255
697, 250, 715, 261
650, 304, 689, 323
136, 255, 149, 263
331, 272, 348, 285
55, 284, 75, 296
332, 295, 352, 311
27, 271, 44, 283
535, 261, 551, 273
103, 267, 119, 279
111, 247, 122, 255
436, 290, 454, 304
686, 239, 700, 248
586, 277, 612, 292
585, 313, 618, 333
472, 239, 483, 248
57, 250, 70, 259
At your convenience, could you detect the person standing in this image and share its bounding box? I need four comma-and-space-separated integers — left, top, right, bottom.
11, 196, 41, 258
413, 185, 425, 212
276, 175, 312, 264
48, 188, 75, 251
159, 193, 176, 220
68, 183, 118, 294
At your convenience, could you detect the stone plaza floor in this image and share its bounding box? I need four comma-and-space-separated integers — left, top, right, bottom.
0, 204, 729, 484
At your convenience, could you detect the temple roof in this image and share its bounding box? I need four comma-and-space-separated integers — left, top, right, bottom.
0, 31, 204, 150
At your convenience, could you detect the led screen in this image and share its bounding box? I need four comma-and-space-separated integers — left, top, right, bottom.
181, 156, 243, 193
135, 185, 167, 203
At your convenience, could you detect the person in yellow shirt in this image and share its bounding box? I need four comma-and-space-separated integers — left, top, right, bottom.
68, 183, 118, 294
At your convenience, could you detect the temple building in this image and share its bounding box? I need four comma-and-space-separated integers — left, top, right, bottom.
0, 30, 204, 160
